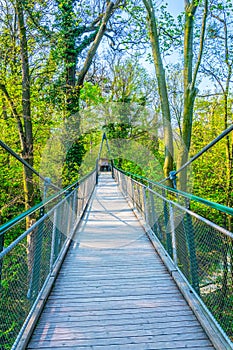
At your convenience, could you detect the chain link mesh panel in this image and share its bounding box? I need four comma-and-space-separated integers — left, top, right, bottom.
0, 170, 96, 349
114, 168, 233, 343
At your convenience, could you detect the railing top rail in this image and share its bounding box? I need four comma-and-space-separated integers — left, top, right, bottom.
0, 169, 96, 236
114, 166, 233, 216
0, 189, 76, 261
150, 186, 233, 239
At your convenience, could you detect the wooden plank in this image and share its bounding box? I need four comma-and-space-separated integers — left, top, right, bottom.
49, 290, 182, 298
34, 311, 197, 325
28, 347, 215, 350
28, 333, 211, 347
36, 310, 195, 324
29, 326, 206, 342
26, 174, 215, 350
29, 320, 201, 334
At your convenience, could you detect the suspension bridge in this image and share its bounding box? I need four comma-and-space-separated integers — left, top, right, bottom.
0, 128, 233, 350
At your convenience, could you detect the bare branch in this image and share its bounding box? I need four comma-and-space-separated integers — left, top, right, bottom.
77, 0, 122, 87
197, 92, 223, 97
201, 65, 224, 92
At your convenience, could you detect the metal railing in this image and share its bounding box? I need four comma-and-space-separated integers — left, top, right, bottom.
0, 169, 96, 350
114, 167, 233, 347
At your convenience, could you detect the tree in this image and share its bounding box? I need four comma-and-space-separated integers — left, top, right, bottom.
53, 0, 123, 123
77, 54, 164, 180
142, 0, 174, 187
142, 0, 208, 190
16, 0, 34, 213
176, 0, 208, 190
0, 0, 34, 225
201, 0, 233, 228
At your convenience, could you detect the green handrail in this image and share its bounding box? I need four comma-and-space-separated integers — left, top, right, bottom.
114, 166, 233, 216
0, 169, 96, 236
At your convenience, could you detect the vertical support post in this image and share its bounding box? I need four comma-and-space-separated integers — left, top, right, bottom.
71, 188, 78, 229
121, 173, 124, 192
29, 209, 44, 300
0, 215, 4, 282
126, 176, 130, 199
54, 204, 61, 260
124, 174, 128, 197
0, 234, 3, 280
183, 201, 200, 294
111, 160, 114, 179
148, 183, 156, 233
50, 208, 57, 272
162, 189, 173, 257
169, 202, 177, 265
142, 187, 148, 224
96, 158, 99, 185
136, 186, 140, 213
82, 182, 86, 213
77, 187, 80, 217
131, 178, 135, 207
117, 170, 120, 187
66, 195, 72, 238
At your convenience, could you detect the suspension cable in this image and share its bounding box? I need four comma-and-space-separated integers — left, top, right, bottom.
0, 140, 60, 191
97, 132, 112, 160
159, 124, 233, 184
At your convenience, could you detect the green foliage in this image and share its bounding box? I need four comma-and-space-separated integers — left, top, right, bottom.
80, 82, 105, 106
189, 96, 231, 227
62, 130, 102, 185
0, 0, 233, 345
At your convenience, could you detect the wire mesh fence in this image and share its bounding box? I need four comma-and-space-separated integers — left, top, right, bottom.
114, 167, 233, 344
0, 170, 96, 350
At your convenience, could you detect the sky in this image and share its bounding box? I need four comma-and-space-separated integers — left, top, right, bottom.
166, 1, 184, 16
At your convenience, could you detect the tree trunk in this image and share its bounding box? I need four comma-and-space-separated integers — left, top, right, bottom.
176, 4, 197, 190
60, 0, 121, 130
142, 0, 173, 186
176, 88, 197, 190
56, 0, 79, 119
16, 0, 34, 221
65, 32, 79, 119
177, 0, 207, 190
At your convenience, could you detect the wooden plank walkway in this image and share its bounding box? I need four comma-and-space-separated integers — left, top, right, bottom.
27, 173, 215, 350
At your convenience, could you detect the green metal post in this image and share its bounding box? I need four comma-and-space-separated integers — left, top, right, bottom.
66, 195, 72, 239
162, 189, 173, 257
29, 207, 44, 301
50, 208, 57, 271
149, 183, 157, 234
0, 237, 3, 283
183, 208, 200, 294
142, 187, 148, 224
131, 178, 135, 206
136, 186, 141, 213
111, 160, 114, 179
169, 203, 178, 266
54, 204, 62, 261
96, 158, 99, 185
0, 214, 3, 282
72, 189, 78, 228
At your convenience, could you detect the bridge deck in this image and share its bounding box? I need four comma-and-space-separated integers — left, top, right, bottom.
27, 174, 215, 350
